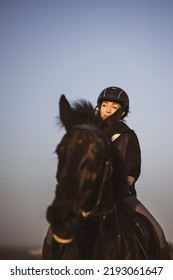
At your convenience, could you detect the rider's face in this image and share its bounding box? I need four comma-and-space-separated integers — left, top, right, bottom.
100, 101, 121, 120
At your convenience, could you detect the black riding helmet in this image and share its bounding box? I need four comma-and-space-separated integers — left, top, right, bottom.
97, 86, 129, 119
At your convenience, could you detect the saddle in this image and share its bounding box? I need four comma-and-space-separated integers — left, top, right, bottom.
117, 200, 160, 259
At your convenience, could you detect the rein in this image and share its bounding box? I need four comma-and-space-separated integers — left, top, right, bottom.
81, 159, 114, 218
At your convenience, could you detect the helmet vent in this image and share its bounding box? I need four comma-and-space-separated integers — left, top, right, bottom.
117, 90, 124, 99
103, 89, 107, 96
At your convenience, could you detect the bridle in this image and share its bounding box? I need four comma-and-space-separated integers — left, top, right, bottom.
81, 158, 114, 218
62, 124, 114, 219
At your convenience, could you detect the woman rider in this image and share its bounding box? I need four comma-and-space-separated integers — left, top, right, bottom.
97, 86, 170, 259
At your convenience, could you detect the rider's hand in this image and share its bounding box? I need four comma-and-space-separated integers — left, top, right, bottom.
127, 176, 135, 186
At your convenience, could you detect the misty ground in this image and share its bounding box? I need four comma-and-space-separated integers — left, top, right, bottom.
0, 243, 172, 260
0, 247, 42, 260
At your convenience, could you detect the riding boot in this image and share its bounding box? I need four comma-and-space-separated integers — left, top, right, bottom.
160, 243, 171, 260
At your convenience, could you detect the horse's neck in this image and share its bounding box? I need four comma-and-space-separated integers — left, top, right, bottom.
76, 217, 100, 259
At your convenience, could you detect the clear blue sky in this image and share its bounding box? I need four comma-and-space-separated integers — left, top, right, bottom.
0, 0, 173, 247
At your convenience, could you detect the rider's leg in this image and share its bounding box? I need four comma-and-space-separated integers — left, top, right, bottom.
123, 196, 171, 259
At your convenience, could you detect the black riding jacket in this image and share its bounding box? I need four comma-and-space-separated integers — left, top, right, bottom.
110, 121, 141, 196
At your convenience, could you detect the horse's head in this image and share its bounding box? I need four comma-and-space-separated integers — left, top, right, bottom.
47, 125, 112, 243
46, 95, 127, 244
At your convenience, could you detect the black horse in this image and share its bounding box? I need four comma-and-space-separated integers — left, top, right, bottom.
45, 95, 160, 259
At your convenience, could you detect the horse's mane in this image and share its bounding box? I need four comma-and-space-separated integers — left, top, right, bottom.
72, 99, 101, 126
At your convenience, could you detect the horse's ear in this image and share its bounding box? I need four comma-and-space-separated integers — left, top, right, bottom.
59, 95, 73, 130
